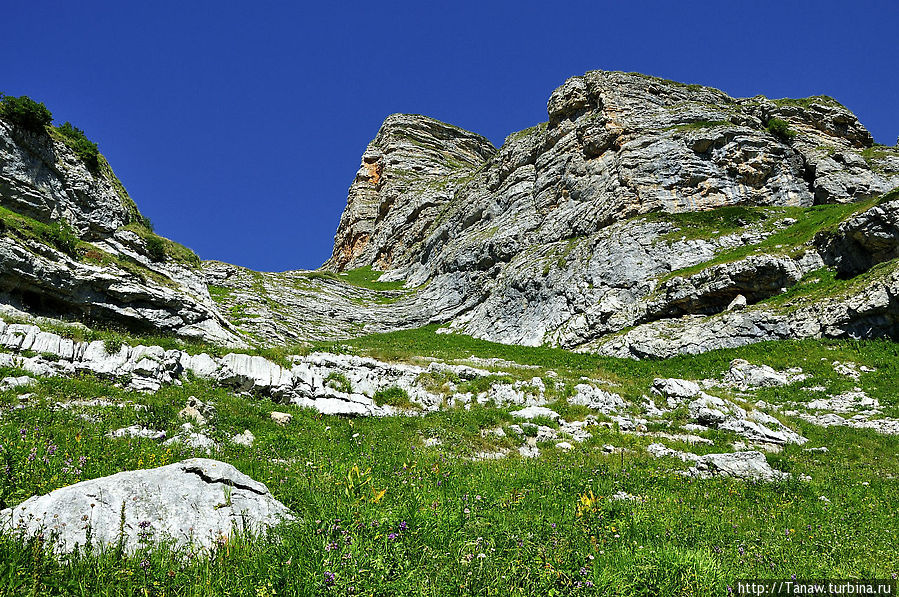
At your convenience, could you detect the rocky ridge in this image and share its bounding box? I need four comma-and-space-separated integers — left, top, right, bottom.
2, 71, 898, 359
208, 71, 899, 356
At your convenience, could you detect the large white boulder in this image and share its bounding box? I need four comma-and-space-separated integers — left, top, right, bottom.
0, 459, 292, 554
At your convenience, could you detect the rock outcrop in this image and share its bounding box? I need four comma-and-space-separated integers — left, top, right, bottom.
815, 196, 899, 276
0, 459, 292, 553
647, 443, 790, 482
0, 319, 602, 417
207, 70, 898, 357
326, 114, 496, 271
4, 71, 898, 358
0, 116, 240, 344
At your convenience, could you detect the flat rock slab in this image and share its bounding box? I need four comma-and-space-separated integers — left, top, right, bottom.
0, 459, 292, 554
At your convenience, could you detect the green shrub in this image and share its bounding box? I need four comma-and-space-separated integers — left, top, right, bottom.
0, 94, 52, 133
373, 386, 415, 409
103, 334, 125, 355
144, 235, 167, 262
41, 221, 79, 256
325, 372, 352, 394
56, 122, 100, 171
766, 118, 796, 141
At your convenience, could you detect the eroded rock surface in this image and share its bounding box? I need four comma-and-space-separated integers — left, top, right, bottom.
208, 71, 899, 356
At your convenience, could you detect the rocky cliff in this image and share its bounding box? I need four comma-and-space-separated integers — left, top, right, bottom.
209, 70, 899, 356
3, 71, 898, 357
0, 114, 240, 344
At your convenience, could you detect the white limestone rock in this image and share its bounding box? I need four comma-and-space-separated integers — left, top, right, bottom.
510, 406, 560, 421
107, 425, 166, 441
0, 459, 292, 553
230, 430, 255, 447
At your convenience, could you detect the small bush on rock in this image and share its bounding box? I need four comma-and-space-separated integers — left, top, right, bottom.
0, 94, 53, 133
56, 122, 100, 172
373, 386, 414, 408
766, 118, 796, 141
41, 220, 79, 257
145, 235, 167, 262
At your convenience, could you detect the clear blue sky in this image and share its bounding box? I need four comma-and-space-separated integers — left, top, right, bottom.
3, 1, 897, 271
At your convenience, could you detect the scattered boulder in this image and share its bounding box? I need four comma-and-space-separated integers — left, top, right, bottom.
510, 406, 560, 421
795, 411, 899, 436
230, 430, 255, 447
0, 459, 292, 554
647, 443, 789, 482
688, 393, 806, 445
652, 378, 702, 407
724, 359, 804, 388
0, 375, 36, 392
480, 427, 506, 438
727, 294, 747, 311
164, 423, 218, 453
270, 411, 293, 426
471, 449, 509, 461
107, 425, 166, 441
518, 445, 540, 458
568, 384, 627, 414
690, 451, 790, 482
647, 443, 701, 462
806, 389, 879, 413
179, 396, 215, 426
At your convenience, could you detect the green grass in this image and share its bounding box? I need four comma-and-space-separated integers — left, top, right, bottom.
770, 96, 846, 110
766, 118, 796, 141
324, 372, 353, 394
0, 205, 79, 257
0, 205, 190, 290
303, 266, 409, 291
861, 145, 899, 168
373, 386, 416, 409
646, 205, 770, 242
656, 200, 879, 283
0, 340, 897, 595
506, 121, 548, 143
120, 223, 201, 267
319, 325, 899, 407
667, 120, 731, 132
759, 260, 898, 312
51, 122, 99, 171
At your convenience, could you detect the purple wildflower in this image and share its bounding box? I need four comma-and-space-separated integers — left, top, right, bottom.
323, 571, 335, 585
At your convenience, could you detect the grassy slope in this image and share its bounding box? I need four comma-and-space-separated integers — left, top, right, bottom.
0, 332, 897, 595
651, 200, 880, 283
